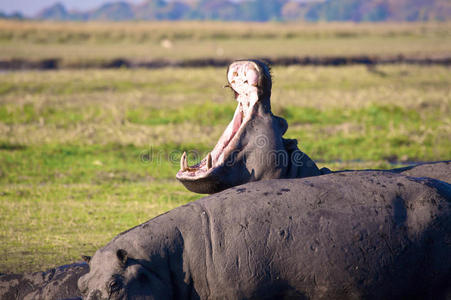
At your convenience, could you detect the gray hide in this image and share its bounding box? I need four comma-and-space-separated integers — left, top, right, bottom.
392, 160, 451, 183
79, 171, 451, 300
0, 262, 88, 300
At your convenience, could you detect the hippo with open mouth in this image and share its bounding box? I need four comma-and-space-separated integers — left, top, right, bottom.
78, 171, 451, 300
176, 60, 323, 194
177, 60, 451, 194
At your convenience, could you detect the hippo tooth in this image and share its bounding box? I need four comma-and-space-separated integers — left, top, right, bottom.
207, 153, 212, 170
180, 152, 188, 171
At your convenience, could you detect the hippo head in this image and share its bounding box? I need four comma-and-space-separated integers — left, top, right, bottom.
78, 249, 169, 300
176, 59, 321, 194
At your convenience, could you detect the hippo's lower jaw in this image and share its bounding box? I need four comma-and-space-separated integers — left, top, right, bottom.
176, 60, 268, 194
176, 102, 245, 180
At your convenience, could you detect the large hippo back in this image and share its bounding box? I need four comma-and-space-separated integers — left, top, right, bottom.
80, 171, 451, 300
189, 171, 451, 299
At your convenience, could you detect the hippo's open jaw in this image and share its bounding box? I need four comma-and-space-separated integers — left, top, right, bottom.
176, 60, 262, 190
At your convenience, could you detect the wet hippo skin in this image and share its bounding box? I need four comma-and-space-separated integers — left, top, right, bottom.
79, 172, 451, 300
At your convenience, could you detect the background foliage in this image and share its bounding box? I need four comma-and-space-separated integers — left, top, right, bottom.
3, 0, 450, 22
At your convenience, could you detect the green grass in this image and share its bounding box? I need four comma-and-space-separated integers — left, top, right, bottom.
0, 65, 450, 273
0, 181, 200, 273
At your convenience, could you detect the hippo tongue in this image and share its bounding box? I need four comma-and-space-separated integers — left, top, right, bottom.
177, 61, 260, 178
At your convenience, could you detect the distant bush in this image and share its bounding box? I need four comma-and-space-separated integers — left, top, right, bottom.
27, 0, 451, 22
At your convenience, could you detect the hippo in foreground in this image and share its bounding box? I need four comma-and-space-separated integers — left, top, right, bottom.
79, 171, 451, 299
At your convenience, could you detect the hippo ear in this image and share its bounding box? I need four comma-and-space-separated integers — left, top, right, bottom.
116, 249, 128, 265
81, 255, 91, 264
275, 115, 288, 136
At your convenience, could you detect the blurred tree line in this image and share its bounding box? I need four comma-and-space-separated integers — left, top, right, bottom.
25, 0, 451, 22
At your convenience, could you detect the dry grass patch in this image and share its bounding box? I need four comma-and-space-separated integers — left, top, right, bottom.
0, 21, 450, 62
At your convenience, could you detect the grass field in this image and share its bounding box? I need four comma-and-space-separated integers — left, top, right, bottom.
0, 64, 450, 273
0, 21, 450, 65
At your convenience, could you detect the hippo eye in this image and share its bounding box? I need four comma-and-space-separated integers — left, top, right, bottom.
107, 276, 123, 296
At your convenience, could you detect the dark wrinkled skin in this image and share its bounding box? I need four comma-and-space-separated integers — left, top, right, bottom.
79, 172, 451, 300
0, 262, 88, 300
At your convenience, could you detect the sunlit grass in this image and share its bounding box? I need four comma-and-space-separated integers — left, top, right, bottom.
0, 182, 200, 273
0, 64, 450, 273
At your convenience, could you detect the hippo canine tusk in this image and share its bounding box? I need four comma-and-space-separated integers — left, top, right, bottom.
180, 151, 188, 171
207, 153, 212, 170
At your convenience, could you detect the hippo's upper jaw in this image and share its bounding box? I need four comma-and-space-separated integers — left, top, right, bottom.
176, 60, 271, 194
176, 60, 320, 194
